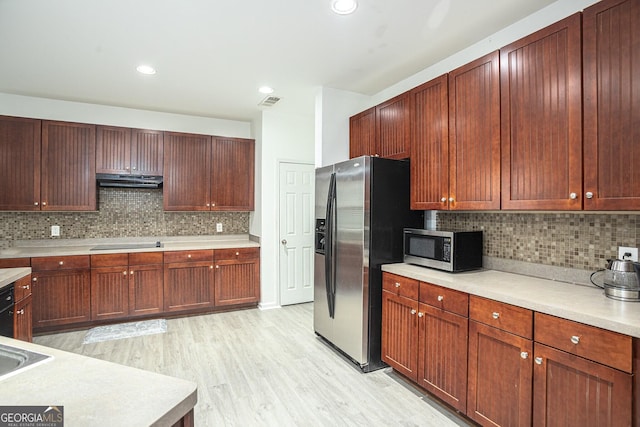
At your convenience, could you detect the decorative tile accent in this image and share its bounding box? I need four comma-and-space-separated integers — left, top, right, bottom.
437, 212, 640, 272
0, 188, 249, 243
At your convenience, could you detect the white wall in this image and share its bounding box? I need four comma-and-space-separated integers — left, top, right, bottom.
319, 0, 601, 162
258, 109, 315, 309
0, 93, 252, 137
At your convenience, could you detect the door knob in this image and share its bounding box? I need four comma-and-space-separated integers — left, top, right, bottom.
281, 239, 287, 245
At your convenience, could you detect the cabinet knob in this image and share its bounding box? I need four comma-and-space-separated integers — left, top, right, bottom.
58, 261, 64, 265
449, 197, 454, 202
17, 309, 24, 315
570, 335, 580, 345
585, 191, 594, 199
569, 192, 577, 200
520, 352, 529, 359
22, 284, 30, 290
210, 265, 214, 269
130, 271, 134, 275
492, 312, 500, 319
437, 295, 444, 302
132, 166, 137, 170
212, 203, 216, 207
42, 202, 47, 206
410, 309, 416, 315
32, 277, 37, 282
535, 357, 543, 365
418, 312, 424, 318
123, 271, 128, 275
395, 282, 401, 288
187, 254, 192, 258
441, 197, 447, 203
34, 202, 39, 206
216, 265, 219, 269
236, 252, 240, 256
206, 203, 210, 207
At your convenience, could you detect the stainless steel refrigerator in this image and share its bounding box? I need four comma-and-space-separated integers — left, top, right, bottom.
314, 156, 423, 372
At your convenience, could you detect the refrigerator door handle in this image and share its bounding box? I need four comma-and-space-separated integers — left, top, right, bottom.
325, 172, 337, 318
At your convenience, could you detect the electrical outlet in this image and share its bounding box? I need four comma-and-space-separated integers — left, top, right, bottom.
51, 225, 60, 237
216, 223, 223, 233
618, 246, 638, 261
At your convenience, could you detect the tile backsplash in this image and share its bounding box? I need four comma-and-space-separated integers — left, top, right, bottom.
437, 212, 640, 272
0, 188, 249, 246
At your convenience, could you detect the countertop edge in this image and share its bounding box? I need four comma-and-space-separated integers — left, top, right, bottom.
0, 267, 31, 289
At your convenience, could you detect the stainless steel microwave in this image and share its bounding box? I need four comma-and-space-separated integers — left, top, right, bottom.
403, 229, 483, 272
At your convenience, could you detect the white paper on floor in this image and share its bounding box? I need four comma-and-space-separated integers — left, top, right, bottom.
83, 319, 167, 344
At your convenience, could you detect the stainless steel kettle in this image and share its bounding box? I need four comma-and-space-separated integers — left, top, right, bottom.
591, 258, 640, 301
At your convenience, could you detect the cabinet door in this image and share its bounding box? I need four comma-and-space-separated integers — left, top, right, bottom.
91, 266, 130, 321
381, 290, 419, 381
410, 75, 449, 210
533, 343, 632, 427
32, 269, 91, 330
41, 120, 96, 211
583, 0, 640, 210
500, 14, 582, 210
163, 261, 214, 312
467, 320, 533, 427
418, 303, 468, 412
349, 108, 376, 158
132, 129, 163, 176
13, 294, 32, 343
448, 51, 501, 210
376, 92, 411, 159
210, 137, 254, 211
214, 258, 259, 306
129, 264, 164, 316
96, 125, 131, 175
163, 132, 211, 211
0, 116, 41, 211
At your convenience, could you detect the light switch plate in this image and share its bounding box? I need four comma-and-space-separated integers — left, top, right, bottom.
618, 246, 638, 261
216, 223, 223, 233
51, 225, 60, 237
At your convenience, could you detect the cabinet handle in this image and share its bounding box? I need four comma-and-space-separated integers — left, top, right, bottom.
212, 203, 216, 207
130, 271, 134, 275
585, 192, 594, 199
22, 284, 29, 290
206, 203, 210, 207
418, 312, 424, 318
236, 252, 240, 256
123, 271, 127, 275
410, 309, 416, 315
448, 197, 454, 202
58, 261, 64, 265
34, 202, 39, 206
492, 312, 500, 319
569, 192, 577, 200
535, 357, 543, 365
395, 282, 401, 288
187, 254, 192, 258
216, 265, 219, 269
570, 335, 580, 345
210, 265, 214, 269
32, 277, 37, 282
17, 309, 24, 315
437, 295, 444, 302
441, 197, 447, 203
42, 202, 47, 206
520, 352, 529, 359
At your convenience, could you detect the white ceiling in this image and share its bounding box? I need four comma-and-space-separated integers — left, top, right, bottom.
0, 0, 558, 122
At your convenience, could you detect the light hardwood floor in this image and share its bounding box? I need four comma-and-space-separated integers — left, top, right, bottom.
34, 303, 472, 427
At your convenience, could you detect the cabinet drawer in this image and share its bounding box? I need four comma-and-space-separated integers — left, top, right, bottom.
0, 258, 30, 268
215, 247, 259, 261
14, 275, 32, 302
382, 273, 418, 300
469, 296, 533, 339
129, 252, 163, 265
534, 313, 633, 373
32, 255, 90, 271
419, 282, 469, 317
164, 250, 213, 264
91, 253, 128, 268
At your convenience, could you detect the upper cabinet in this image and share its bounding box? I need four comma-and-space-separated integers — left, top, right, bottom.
410, 75, 449, 210
0, 116, 41, 211
448, 51, 501, 210
163, 132, 254, 211
349, 91, 410, 160
583, 0, 640, 210
500, 14, 583, 210
96, 126, 163, 176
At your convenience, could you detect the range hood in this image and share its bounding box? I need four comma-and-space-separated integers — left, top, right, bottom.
96, 173, 163, 188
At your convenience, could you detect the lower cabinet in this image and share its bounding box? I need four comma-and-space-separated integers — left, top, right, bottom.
214, 248, 260, 306
13, 275, 33, 342
31, 255, 91, 331
163, 250, 215, 312
128, 253, 164, 317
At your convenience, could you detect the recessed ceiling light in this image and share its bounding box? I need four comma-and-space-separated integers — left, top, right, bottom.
136, 65, 156, 75
331, 0, 357, 15
259, 86, 274, 94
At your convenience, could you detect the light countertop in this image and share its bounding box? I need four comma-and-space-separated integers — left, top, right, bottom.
0, 235, 259, 259
0, 267, 31, 290
382, 263, 640, 339
0, 336, 196, 426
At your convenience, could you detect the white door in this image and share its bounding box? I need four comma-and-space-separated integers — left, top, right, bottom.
279, 162, 315, 305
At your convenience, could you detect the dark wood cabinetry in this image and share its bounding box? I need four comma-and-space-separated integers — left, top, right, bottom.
31, 255, 91, 331
128, 252, 164, 317
500, 14, 582, 210
214, 248, 260, 306
349, 107, 376, 159
96, 126, 163, 176
0, 116, 41, 211
41, 121, 96, 211
375, 92, 411, 159
448, 51, 501, 210
164, 250, 215, 312
583, 0, 640, 210
13, 275, 33, 342
164, 133, 254, 211
409, 75, 449, 210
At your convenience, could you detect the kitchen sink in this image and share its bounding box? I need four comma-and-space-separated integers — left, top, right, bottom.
91, 241, 163, 251
0, 343, 52, 381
